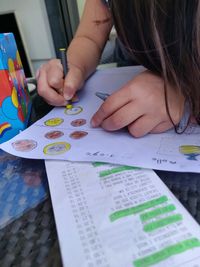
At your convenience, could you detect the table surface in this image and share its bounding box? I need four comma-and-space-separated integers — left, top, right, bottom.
1, 92, 200, 267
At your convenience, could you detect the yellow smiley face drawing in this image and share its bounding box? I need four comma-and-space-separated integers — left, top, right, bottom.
44, 118, 64, 126
43, 142, 71, 155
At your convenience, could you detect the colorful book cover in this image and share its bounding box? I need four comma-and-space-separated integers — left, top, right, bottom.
0, 33, 32, 143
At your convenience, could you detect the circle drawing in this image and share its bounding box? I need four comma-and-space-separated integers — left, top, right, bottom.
44, 118, 64, 127
43, 142, 71, 155
45, 130, 64, 139
12, 139, 37, 152
69, 131, 88, 139
64, 106, 83, 115
71, 118, 86, 127
179, 145, 200, 161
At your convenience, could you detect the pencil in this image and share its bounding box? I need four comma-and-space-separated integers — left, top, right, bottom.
59, 48, 68, 76
95, 92, 110, 101
59, 48, 73, 108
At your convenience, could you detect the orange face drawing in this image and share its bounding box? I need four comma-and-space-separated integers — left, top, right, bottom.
71, 119, 86, 127
45, 130, 64, 139
69, 131, 88, 139
12, 139, 37, 152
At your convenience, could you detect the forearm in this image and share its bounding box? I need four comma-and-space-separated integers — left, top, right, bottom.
67, 35, 103, 81
67, 0, 113, 81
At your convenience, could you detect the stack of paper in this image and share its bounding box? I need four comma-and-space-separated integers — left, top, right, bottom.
46, 160, 200, 267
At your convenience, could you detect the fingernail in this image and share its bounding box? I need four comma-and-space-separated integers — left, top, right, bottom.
63, 89, 73, 100
90, 119, 97, 127
64, 93, 72, 100
63, 86, 74, 100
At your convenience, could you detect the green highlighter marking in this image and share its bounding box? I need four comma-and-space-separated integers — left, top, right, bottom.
92, 162, 108, 167
140, 204, 176, 222
110, 196, 168, 222
99, 166, 140, 178
133, 238, 200, 267
143, 214, 183, 232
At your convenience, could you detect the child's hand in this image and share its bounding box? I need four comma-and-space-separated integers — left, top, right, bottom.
37, 59, 84, 106
91, 71, 185, 137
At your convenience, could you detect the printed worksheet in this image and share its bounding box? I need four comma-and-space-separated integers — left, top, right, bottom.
45, 160, 200, 267
1, 66, 200, 172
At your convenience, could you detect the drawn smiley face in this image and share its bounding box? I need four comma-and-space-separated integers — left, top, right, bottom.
44, 118, 64, 127
12, 139, 37, 152
44, 130, 64, 139
64, 106, 83, 115
69, 131, 88, 139
43, 142, 71, 155
70, 119, 86, 127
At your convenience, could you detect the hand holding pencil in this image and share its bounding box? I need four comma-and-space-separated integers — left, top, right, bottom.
36, 48, 84, 106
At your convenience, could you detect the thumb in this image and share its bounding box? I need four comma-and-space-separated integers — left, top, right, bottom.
63, 67, 84, 100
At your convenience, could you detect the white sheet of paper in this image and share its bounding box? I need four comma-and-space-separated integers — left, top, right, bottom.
45, 160, 200, 267
1, 66, 200, 172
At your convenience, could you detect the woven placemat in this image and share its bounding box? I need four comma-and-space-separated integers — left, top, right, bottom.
0, 197, 62, 267
156, 170, 200, 224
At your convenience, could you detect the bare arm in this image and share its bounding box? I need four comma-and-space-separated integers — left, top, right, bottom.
67, 0, 113, 79
37, 0, 113, 105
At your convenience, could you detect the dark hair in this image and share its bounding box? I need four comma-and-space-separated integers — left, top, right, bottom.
110, 0, 200, 129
